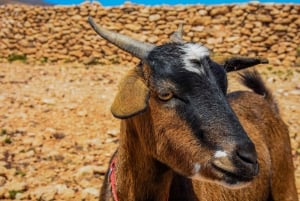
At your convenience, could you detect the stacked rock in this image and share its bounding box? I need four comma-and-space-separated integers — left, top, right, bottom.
0, 2, 299, 66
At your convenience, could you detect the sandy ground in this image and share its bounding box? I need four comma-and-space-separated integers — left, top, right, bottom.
0, 62, 299, 200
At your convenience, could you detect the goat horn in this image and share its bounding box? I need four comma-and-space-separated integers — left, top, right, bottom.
88, 16, 155, 60
170, 23, 184, 43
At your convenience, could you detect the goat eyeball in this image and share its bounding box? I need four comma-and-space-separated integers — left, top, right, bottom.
158, 91, 173, 101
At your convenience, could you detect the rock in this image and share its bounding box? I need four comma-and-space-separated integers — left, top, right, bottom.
191, 26, 205, 32
0, 166, 16, 178
209, 6, 229, 16
19, 39, 33, 48
206, 37, 223, 45
25, 150, 35, 157
52, 132, 65, 139
198, 9, 208, 15
38, 36, 48, 43
149, 14, 160, 21
124, 24, 142, 32
250, 36, 265, 42
289, 90, 300, 96
0, 187, 6, 198
0, 166, 9, 176
76, 165, 94, 178
191, 16, 211, 26
71, 14, 82, 20
147, 36, 159, 43
225, 36, 240, 42
274, 24, 287, 31
81, 187, 99, 199
55, 184, 75, 199
94, 166, 108, 175
0, 4, 298, 66
69, 50, 84, 58
42, 98, 56, 105
295, 58, 300, 67
77, 110, 88, 117
228, 45, 241, 54
256, 14, 273, 22
83, 56, 97, 65
265, 35, 279, 45
15, 192, 27, 200
31, 186, 57, 201
0, 176, 6, 186
44, 127, 57, 134
6, 181, 27, 191
107, 129, 119, 137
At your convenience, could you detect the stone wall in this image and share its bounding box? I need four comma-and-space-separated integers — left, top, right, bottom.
0, 2, 299, 66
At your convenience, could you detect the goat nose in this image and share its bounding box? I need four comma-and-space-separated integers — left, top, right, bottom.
236, 143, 257, 165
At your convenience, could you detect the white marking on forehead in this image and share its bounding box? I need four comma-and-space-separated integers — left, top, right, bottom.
214, 150, 228, 158
181, 43, 210, 75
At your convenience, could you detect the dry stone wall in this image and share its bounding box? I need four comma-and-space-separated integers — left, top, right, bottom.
0, 2, 299, 66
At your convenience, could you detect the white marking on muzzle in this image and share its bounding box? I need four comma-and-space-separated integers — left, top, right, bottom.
189, 163, 202, 181
193, 163, 201, 174
214, 150, 228, 158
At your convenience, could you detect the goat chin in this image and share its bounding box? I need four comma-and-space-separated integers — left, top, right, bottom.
190, 173, 251, 189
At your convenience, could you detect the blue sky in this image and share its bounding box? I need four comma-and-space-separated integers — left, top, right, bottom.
44, 0, 300, 6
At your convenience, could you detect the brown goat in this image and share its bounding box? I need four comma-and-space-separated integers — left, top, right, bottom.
88, 17, 298, 201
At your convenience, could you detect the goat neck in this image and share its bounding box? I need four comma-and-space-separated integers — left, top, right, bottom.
115, 115, 173, 201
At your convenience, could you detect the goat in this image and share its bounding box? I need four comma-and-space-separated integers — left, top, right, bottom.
88, 17, 298, 201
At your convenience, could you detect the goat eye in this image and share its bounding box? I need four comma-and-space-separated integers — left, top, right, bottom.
158, 91, 173, 101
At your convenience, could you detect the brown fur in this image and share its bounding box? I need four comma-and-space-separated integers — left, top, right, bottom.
100, 68, 298, 201
189, 90, 297, 201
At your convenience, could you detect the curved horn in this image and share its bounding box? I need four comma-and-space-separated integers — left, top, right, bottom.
170, 23, 184, 43
88, 16, 155, 60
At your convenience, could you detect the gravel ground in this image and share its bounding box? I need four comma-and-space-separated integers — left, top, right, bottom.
0, 62, 299, 200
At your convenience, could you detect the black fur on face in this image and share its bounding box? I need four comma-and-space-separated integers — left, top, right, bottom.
142, 43, 258, 184
209, 59, 228, 94
146, 43, 228, 95
144, 42, 246, 145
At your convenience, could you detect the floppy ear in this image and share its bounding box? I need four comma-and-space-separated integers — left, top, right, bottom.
111, 69, 150, 119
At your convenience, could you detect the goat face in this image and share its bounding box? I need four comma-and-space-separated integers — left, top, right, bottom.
145, 43, 258, 186
89, 18, 259, 187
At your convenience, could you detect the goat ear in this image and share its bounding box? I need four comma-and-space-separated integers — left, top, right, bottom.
223, 57, 268, 72
211, 55, 268, 72
111, 70, 150, 119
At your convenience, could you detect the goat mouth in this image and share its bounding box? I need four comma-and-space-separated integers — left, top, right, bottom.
211, 164, 255, 185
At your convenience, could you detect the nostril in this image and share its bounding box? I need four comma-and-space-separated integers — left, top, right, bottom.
236, 148, 257, 164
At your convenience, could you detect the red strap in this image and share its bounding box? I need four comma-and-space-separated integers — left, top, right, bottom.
109, 157, 119, 201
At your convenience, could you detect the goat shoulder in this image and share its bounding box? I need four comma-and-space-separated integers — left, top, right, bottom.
225, 70, 298, 201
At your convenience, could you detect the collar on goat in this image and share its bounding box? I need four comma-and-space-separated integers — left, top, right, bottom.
109, 157, 119, 201
108, 157, 169, 201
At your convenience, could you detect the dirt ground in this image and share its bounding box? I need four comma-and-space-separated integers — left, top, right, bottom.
0, 62, 299, 200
